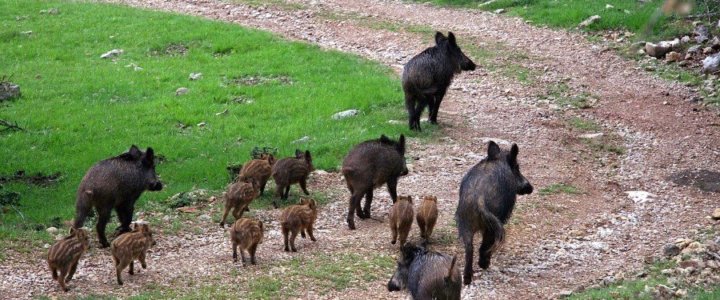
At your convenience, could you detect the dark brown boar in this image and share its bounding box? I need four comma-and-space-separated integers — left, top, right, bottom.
416, 195, 438, 241
219, 178, 259, 228
238, 153, 275, 195
229, 218, 264, 266
271, 150, 314, 208
403, 32, 476, 131
342, 134, 409, 230
387, 242, 461, 300
74, 145, 163, 248
47, 227, 90, 292
279, 197, 318, 252
456, 141, 533, 284
389, 195, 414, 246
111, 223, 156, 285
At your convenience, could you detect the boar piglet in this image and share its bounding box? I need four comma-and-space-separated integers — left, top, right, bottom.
271, 150, 314, 208
238, 153, 275, 195
111, 223, 156, 285
47, 227, 90, 292
416, 195, 438, 241
389, 195, 414, 246
220, 178, 259, 228
279, 197, 318, 252
229, 218, 264, 266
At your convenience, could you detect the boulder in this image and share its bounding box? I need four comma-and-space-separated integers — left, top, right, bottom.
703, 54, 720, 74
663, 243, 681, 257
331, 109, 360, 120
665, 51, 682, 63
694, 25, 710, 43
578, 15, 601, 28
712, 208, 720, 220
0, 81, 21, 101
645, 39, 679, 58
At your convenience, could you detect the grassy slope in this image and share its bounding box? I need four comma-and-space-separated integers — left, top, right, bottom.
0, 1, 415, 235
416, 0, 688, 39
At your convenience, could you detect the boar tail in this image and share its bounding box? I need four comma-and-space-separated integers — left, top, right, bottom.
480, 209, 505, 252
73, 192, 93, 229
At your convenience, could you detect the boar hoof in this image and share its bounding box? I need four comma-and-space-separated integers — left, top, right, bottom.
347, 220, 356, 230
391, 240, 397, 245
284, 247, 290, 252
479, 258, 490, 269
463, 275, 472, 285
291, 248, 297, 252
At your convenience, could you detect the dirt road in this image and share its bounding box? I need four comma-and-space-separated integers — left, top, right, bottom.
3, 0, 718, 299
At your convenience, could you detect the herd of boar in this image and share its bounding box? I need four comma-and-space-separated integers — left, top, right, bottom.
46, 32, 535, 299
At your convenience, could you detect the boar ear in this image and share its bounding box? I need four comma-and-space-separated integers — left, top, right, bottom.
487, 141, 501, 160
69, 227, 77, 235
397, 134, 406, 155
380, 134, 390, 143
434, 31, 446, 44
304, 150, 312, 163
509, 143, 519, 164
448, 32, 457, 46
295, 149, 302, 158
129, 145, 142, 158
142, 147, 155, 167
446, 256, 458, 282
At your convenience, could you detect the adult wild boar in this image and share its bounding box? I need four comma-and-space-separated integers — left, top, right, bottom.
387, 242, 461, 300
341, 134, 408, 230
74, 145, 163, 248
456, 141, 533, 284
403, 32, 476, 131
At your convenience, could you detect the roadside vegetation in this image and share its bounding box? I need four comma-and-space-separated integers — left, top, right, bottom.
0, 1, 415, 241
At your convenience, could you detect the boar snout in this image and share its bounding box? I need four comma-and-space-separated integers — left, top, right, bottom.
517, 176, 533, 195
387, 277, 403, 292
400, 166, 409, 176
148, 181, 163, 191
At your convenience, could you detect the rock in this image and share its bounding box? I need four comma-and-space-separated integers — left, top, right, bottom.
40, 8, 59, 15
694, 25, 710, 43
712, 36, 720, 47
579, 133, 604, 139
665, 51, 682, 63
175, 87, 189, 95
293, 136, 310, 143
712, 208, 720, 220
494, 9, 505, 14
189, 72, 203, 81
43, 243, 50, 249
578, 15, 601, 28
387, 120, 404, 125
331, 109, 359, 120
590, 241, 609, 251
46, 227, 58, 234
557, 290, 573, 297
703, 47, 714, 54
605, 4, 614, 9
625, 191, 655, 204
478, 0, 496, 7
644, 41, 673, 58
198, 214, 211, 221
0, 81, 21, 101
663, 243, 681, 257
653, 284, 675, 299
100, 49, 123, 59
196, 122, 206, 127
681, 35, 690, 44
702, 54, 720, 74
675, 289, 688, 297
688, 45, 702, 54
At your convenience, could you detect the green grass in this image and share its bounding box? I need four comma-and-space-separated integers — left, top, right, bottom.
539, 183, 581, 196
0, 1, 420, 240
416, 0, 689, 39
569, 117, 601, 132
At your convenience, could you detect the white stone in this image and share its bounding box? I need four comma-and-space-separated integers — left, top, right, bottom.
578, 15, 601, 28
331, 109, 359, 120
46, 226, 58, 234
175, 87, 189, 95
579, 133, 604, 139
625, 191, 655, 204
189, 72, 203, 81
100, 49, 123, 59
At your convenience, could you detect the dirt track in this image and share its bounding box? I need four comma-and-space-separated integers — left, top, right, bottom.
2, 0, 719, 299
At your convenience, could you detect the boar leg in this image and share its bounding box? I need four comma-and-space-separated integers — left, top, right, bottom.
461, 232, 475, 285
390, 221, 398, 244
240, 248, 247, 266
387, 178, 399, 203
115, 261, 126, 285
346, 192, 363, 230
220, 205, 231, 228
307, 224, 317, 242
273, 184, 284, 208
361, 189, 373, 219
282, 226, 290, 252
96, 207, 112, 248
299, 178, 310, 195
232, 204, 244, 221
129, 260, 134, 275
232, 241, 239, 262
478, 230, 496, 270
139, 252, 147, 269
249, 243, 258, 265
66, 258, 79, 282
116, 203, 134, 234
283, 186, 290, 200
58, 268, 69, 292
51, 266, 58, 280
301, 228, 306, 239
417, 216, 427, 240
289, 229, 299, 252
429, 90, 446, 124
426, 217, 436, 241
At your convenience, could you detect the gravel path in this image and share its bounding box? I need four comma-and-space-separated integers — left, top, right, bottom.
2, 0, 719, 299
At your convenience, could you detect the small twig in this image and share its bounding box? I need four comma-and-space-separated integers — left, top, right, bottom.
11, 205, 26, 222
0, 119, 23, 131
